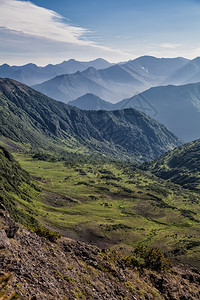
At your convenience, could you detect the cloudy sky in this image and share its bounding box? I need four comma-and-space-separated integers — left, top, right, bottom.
0, 0, 200, 65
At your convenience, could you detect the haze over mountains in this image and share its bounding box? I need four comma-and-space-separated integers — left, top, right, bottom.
163, 57, 200, 85
68, 93, 114, 110
32, 56, 189, 103
69, 81, 200, 143
1, 55, 200, 143
117, 82, 200, 142
0, 58, 113, 86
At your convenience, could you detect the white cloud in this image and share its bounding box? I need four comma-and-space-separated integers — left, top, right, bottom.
0, 0, 90, 44
158, 43, 181, 49
0, 0, 131, 64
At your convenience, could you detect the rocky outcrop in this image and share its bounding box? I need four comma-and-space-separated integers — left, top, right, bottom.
0, 209, 200, 300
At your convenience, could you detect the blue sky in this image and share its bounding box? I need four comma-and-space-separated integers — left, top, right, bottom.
0, 0, 200, 65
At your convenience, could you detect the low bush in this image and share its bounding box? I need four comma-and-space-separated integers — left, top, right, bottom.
134, 245, 173, 271
29, 224, 61, 242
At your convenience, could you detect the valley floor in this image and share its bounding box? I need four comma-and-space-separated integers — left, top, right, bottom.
13, 152, 200, 270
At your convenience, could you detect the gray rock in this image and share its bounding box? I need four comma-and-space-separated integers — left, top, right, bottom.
0, 230, 10, 249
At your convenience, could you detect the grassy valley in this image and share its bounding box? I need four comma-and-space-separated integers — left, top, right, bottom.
6, 149, 198, 269
0, 78, 199, 268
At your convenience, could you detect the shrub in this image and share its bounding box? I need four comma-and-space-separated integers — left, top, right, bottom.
134, 245, 173, 271
29, 224, 61, 242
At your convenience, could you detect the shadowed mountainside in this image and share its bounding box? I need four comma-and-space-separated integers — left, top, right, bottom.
142, 138, 200, 192
0, 78, 182, 162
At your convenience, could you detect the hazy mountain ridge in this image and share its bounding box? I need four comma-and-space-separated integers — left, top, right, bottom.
32, 56, 189, 103
163, 57, 200, 85
70, 81, 200, 142
0, 78, 182, 162
116, 82, 200, 142
0, 58, 112, 86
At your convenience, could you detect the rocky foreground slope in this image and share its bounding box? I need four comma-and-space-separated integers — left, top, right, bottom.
1, 207, 200, 300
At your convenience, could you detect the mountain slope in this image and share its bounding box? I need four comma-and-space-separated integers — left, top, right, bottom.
1, 206, 200, 299
68, 93, 114, 110
33, 56, 189, 103
115, 82, 200, 142
0, 78, 182, 162
0, 145, 41, 225
165, 57, 200, 85
33, 71, 115, 103
142, 139, 200, 192
0, 58, 112, 86
131, 56, 188, 78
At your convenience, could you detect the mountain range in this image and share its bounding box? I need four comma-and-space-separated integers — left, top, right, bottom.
69, 81, 200, 142
3, 56, 200, 107
0, 58, 112, 86
32, 56, 189, 103
0, 78, 182, 162
117, 82, 200, 142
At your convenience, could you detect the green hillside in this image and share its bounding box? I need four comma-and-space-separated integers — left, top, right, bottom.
142, 139, 200, 191
0, 78, 181, 162
0, 145, 40, 225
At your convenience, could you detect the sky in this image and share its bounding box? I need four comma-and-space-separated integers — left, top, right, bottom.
0, 0, 200, 65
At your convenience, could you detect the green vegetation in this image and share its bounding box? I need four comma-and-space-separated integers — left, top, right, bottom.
0, 145, 39, 226
143, 138, 200, 191
28, 224, 61, 242
11, 150, 200, 268
100, 246, 172, 272
0, 145, 61, 242
1, 78, 200, 270
134, 245, 173, 271
0, 78, 181, 162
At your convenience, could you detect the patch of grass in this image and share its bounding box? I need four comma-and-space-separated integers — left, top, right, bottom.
28, 224, 61, 242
